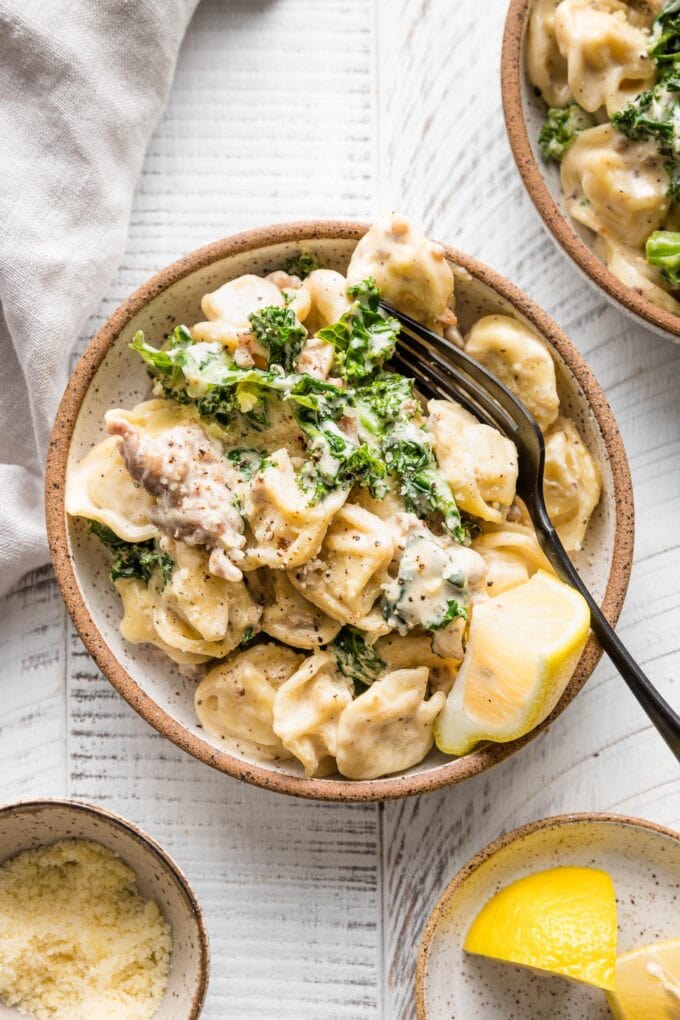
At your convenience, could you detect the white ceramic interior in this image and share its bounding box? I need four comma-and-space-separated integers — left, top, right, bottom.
0, 800, 208, 1019
419, 814, 680, 1019
60, 231, 623, 795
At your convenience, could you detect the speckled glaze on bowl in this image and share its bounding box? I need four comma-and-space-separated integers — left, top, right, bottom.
46, 220, 634, 801
417, 813, 680, 1019
0, 799, 209, 1019
502, 0, 680, 341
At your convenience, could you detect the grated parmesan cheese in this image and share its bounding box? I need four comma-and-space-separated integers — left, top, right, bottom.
0, 839, 172, 1019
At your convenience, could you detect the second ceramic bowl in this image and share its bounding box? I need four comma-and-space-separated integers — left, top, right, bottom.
502, 0, 680, 341
46, 220, 633, 801
0, 799, 209, 1019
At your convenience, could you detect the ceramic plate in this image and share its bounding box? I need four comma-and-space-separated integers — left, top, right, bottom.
417, 813, 680, 1019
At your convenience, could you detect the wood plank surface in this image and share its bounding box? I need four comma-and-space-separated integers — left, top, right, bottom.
0, 1, 678, 1017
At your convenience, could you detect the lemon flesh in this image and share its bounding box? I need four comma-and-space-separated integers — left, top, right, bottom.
435, 569, 590, 755
606, 939, 680, 1019
464, 865, 617, 991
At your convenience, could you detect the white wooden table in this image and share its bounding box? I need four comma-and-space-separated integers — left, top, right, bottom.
1, 2, 679, 1017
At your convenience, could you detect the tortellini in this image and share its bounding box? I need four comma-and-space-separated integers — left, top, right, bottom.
527, 0, 571, 107
192, 274, 284, 349
335, 669, 446, 781
243, 450, 347, 570
375, 633, 460, 696
472, 522, 555, 596
427, 399, 518, 523
288, 504, 394, 631
544, 416, 603, 552
595, 237, 680, 315
260, 571, 342, 649
561, 125, 670, 249
65, 436, 158, 543
195, 644, 304, 757
554, 0, 655, 114
346, 213, 455, 332
116, 544, 260, 664
272, 652, 353, 777
465, 315, 560, 432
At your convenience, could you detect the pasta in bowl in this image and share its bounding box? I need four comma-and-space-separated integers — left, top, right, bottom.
46, 217, 632, 800
503, 0, 680, 339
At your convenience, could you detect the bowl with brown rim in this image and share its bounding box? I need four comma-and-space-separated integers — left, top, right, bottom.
502, 0, 680, 341
45, 220, 634, 801
416, 812, 680, 1019
0, 798, 209, 1018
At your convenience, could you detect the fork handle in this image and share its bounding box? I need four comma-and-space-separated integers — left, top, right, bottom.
536, 519, 680, 762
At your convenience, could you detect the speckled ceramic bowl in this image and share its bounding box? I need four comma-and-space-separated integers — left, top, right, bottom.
417, 813, 680, 1019
46, 221, 634, 801
0, 799, 209, 1019
502, 0, 680, 341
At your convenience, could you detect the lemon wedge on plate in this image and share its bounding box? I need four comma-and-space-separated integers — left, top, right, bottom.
606, 939, 680, 1019
464, 866, 617, 991
434, 569, 590, 756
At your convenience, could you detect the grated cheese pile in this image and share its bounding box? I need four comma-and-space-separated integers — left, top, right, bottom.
0, 839, 172, 1019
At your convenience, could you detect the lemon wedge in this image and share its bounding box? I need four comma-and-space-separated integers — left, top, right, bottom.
464, 866, 617, 990
434, 569, 590, 755
606, 939, 680, 1019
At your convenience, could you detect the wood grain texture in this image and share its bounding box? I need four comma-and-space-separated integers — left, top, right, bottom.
1, 0, 679, 1016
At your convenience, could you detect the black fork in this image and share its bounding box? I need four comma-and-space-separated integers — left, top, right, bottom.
383, 301, 680, 762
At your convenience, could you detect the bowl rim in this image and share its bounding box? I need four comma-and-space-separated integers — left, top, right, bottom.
501, 0, 680, 341
0, 796, 210, 1018
45, 218, 634, 802
415, 811, 680, 1019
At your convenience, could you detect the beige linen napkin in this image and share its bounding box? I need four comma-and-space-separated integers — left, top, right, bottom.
0, 0, 199, 597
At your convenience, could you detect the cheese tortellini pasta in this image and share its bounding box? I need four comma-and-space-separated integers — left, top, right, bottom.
528, 0, 680, 314
67, 214, 602, 781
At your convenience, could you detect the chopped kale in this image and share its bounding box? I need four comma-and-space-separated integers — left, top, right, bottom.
330, 626, 386, 694
89, 521, 173, 588
538, 104, 595, 163
239, 626, 257, 649
317, 277, 399, 381
611, 77, 680, 199
227, 448, 270, 479
649, 0, 680, 70
283, 251, 322, 279
249, 305, 307, 373
646, 229, 680, 285
428, 598, 468, 631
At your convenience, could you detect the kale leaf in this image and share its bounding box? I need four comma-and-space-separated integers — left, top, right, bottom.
649, 0, 680, 70
611, 77, 680, 198
330, 626, 386, 694
646, 229, 680, 285
89, 521, 173, 587
317, 277, 399, 381
283, 251, 322, 279
249, 305, 307, 373
538, 104, 595, 163
428, 598, 468, 631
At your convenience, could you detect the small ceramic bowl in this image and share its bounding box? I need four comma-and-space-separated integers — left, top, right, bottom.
416, 812, 680, 1019
46, 220, 634, 801
502, 0, 680, 341
0, 799, 209, 1019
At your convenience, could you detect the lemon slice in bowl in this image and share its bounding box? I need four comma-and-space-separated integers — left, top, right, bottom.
464, 866, 617, 991
606, 939, 680, 1019
434, 569, 590, 756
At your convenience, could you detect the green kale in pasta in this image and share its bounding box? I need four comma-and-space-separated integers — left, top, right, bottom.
317, 277, 399, 381
649, 0, 680, 71
427, 598, 468, 631
283, 251, 322, 279
248, 305, 307, 373
646, 229, 680, 284
330, 626, 386, 694
89, 522, 173, 588
538, 104, 595, 163
611, 77, 680, 198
